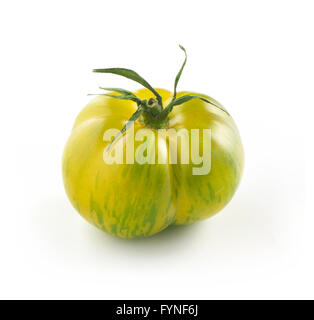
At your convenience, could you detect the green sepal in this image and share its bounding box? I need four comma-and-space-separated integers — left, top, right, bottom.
99, 87, 142, 105
172, 45, 187, 101
161, 95, 230, 118
99, 87, 137, 96
93, 68, 163, 107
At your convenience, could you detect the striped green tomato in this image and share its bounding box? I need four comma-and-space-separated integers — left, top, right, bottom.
62, 47, 244, 239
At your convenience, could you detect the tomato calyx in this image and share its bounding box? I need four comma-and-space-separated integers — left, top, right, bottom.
93, 45, 229, 150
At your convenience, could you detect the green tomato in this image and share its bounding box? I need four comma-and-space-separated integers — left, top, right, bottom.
62, 47, 244, 239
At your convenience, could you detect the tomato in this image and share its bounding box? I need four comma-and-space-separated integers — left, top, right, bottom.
62, 47, 244, 239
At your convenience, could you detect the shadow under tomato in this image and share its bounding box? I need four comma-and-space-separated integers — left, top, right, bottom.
84, 219, 205, 256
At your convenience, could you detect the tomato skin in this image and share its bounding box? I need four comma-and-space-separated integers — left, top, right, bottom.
168, 91, 244, 224
62, 89, 244, 238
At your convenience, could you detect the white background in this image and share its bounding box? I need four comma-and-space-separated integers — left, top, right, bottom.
0, 0, 313, 299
